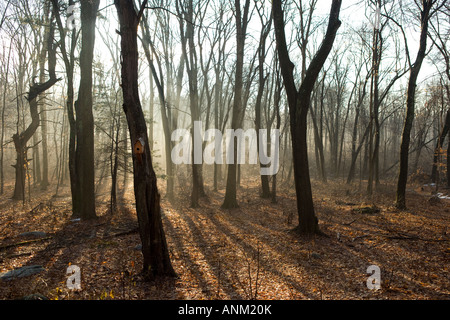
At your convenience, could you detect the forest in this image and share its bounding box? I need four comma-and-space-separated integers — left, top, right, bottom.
0, 0, 449, 303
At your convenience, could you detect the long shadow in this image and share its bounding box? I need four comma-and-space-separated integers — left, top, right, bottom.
0, 214, 104, 298
313, 201, 450, 298
204, 194, 446, 299
204, 206, 321, 299
163, 206, 244, 299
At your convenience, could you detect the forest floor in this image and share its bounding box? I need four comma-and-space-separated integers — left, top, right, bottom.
0, 177, 449, 300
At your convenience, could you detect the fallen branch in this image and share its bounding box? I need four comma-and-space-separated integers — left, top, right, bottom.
108, 227, 139, 238
0, 237, 52, 251
343, 218, 358, 226
385, 234, 449, 242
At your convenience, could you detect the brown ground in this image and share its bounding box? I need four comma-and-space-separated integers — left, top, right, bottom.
0, 178, 448, 300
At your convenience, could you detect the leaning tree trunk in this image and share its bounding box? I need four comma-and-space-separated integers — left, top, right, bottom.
140, 16, 175, 202
273, 0, 342, 234
114, 0, 175, 279
396, 1, 432, 209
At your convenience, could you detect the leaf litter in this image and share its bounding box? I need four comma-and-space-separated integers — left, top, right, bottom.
0, 178, 448, 300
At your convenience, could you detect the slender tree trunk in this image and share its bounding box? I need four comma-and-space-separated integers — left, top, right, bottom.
447, 129, 450, 187
140, 15, 175, 201
0, 47, 10, 194
272, 70, 282, 203
51, 0, 78, 215
368, 8, 381, 195
255, 17, 272, 198
431, 109, 450, 182
222, 0, 251, 209
38, 1, 51, 191
396, 1, 432, 209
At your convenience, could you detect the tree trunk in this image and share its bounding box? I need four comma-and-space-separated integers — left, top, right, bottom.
273, 0, 342, 234
368, 8, 381, 195
140, 15, 175, 201
272, 70, 282, 204
114, 0, 175, 280
222, 0, 251, 209
51, 0, 78, 215
38, 1, 51, 190
72, 0, 99, 220
255, 16, 272, 198
396, 1, 432, 209
431, 109, 450, 183
12, 14, 59, 201
0, 44, 11, 194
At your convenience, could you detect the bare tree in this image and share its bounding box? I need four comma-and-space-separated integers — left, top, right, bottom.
222, 0, 251, 209
273, 0, 342, 234
254, 1, 272, 198
12, 12, 60, 200
394, 0, 435, 209
114, 0, 175, 279
51, 0, 79, 217
71, 0, 100, 219
429, 2, 450, 184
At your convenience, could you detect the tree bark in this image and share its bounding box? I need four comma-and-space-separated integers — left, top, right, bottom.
273, 0, 342, 234
12, 11, 59, 201
140, 14, 175, 201
255, 12, 272, 198
115, 0, 175, 279
72, 0, 99, 219
396, 1, 433, 209
222, 0, 251, 209
431, 109, 450, 183
51, 0, 78, 215
368, 4, 381, 195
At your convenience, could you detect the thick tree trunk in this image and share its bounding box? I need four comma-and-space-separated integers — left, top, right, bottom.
291, 99, 318, 233
273, 0, 342, 234
115, 0, 175, 279
72, 0, 99, 220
